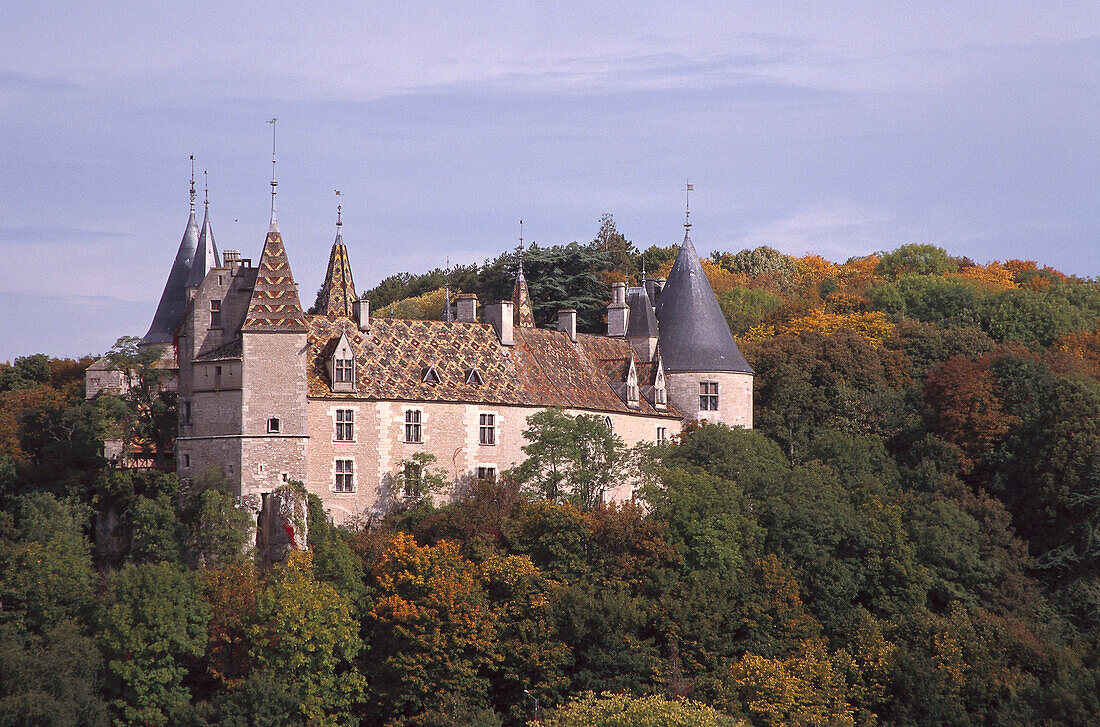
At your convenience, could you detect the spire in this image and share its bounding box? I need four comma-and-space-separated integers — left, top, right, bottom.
655, 195, 752, 374
512, 220, 535, 327
443, 257, 454, 322
316, 191, 358, 319
189, 155, 196, 213
683, 181, 692, 235
141, 160, 201, 345
268, 118, 278, 232
187, 168, 220, 289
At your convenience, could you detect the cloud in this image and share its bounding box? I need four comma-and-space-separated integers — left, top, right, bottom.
727, 202, 906, 262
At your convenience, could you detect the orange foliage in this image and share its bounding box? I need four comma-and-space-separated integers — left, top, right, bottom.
1051, 329, 1100, 380
202, 563, 260, 688
950, 261, 1018, 291
796, 255, 838, 287
924, 356, 1019, 469
824, 292, 867, 314
835, 255, 882, 295
700, 259, 739, 297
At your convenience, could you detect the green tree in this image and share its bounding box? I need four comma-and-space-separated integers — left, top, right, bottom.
536, 691, 744, 727
248, 551, 364, 726
100, 563, 210, 726
874, 244, 958, 279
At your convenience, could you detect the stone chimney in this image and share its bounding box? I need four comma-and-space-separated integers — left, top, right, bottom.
485, 301, 514, 346
557, 308, 577, 342
352, 298, 369, 331
654, 277, 666, 298
223, 249, 241, 274
455, 293, 478, 322
607, 282, 629, 337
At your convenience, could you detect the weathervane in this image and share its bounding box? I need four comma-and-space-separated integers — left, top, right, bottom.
268, 118, 278, 222
204, 169, 209, 208
517, 219, 525, 279
189, 155, 196, 212
683, 181, 693, 232
334, 189, 343, 230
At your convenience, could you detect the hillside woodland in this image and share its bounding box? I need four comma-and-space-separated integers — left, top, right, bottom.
3, 217, 1100, 726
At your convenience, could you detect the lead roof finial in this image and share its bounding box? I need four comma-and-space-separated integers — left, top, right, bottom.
203, 169, 209, 208
517, 219, 525, 281
189, 155, 196, 213
334, 190, 343, 233
268, 118, 278, 231
683, 181, 693, 234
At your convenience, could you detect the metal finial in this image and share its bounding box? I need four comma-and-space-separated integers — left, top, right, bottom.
203, 169, 209, 207
683, 181, 693, 232
443, 256, 454, 322
189, 155, 196, 212
517, 219, 525, 279
334, 190, 342, 229
268, 118, 278, 224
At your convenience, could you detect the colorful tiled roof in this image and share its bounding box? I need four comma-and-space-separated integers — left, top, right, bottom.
318, 236, 358, 319
513, 266, 535, 327
241, 230, 308, 332
306, 316, 679, 418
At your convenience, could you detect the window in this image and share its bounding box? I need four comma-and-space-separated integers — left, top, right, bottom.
700, 382, 719, 410
403, 461, 423, 497
335, 459, 354, 492
655, 386, 667, 406
421, 366, 440, 384
656, 427, 668, 446
267, 417, 281, 433
334, 357, 354, 383
181, 400, 191, 424
465, 368, 484, 386
479, 413, 496, 445
627, 380, 638, 404
335, 409, 354, 441
404, 410, 422, 443
604, 416, 613, 432
477, 466, 497, 482
215, 365, 222, 377
183, 453, 191, 468
210, 299, 222, 328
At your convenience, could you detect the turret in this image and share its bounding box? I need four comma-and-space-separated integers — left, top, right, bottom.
316, 204, 358, 319
141, 162, 201, 346
185, 172, 220, 295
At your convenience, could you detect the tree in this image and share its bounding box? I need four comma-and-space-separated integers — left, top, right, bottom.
105, 336, 177, 467
592, 213, 638, 279
363, 532, 498, 722
99, 563, 210, 726
511, 409, 628, 510
535, 691, 744, 727
248, 551, 364, 726
875, 244, 958, 279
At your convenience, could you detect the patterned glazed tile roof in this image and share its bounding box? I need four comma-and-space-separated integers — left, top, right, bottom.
318, 237, 358, 319
241, 230, 308, 332
512, 269, 535, 327
305, 315, 679, 418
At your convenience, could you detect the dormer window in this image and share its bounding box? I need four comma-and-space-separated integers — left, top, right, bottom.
465, 368, 484, 386
329, 332, 356, 393
626, 359, 639, 407
654, 362, 668, 410
421, 366, 440, 384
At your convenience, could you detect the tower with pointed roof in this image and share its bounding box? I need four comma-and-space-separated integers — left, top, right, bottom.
141, 161, 202, 346
512, 228, 535, 327
652, 194, 753, 427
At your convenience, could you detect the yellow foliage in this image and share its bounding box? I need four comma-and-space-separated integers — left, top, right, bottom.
701, 259, 740, 297
747, 309, 894, 346
950, 261, 1018, 291
376, 287, 447, 320
795, 254, 837, 287
733, 639, 856, 727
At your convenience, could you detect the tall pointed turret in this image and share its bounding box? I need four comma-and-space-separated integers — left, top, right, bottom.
141, 162, 200, 345
186, 172, 220, 290
242, 226, 308, 332
317, 203, 358, 319
512, 223, 535, 327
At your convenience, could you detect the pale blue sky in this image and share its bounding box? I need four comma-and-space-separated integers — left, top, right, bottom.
1, 1, 1097, 361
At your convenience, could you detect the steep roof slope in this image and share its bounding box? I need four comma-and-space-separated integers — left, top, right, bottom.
141, 211, 200, 345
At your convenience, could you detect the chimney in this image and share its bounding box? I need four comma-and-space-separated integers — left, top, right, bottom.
654, 277, 666, 298
352, 298, 369, 331
607, 282, 629, 337
455, 293, 478, 323
485, 301, 514, 346
557, 308, 577, 342
223, 249, 241, 274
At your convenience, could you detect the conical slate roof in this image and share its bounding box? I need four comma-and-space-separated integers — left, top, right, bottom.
241, 226, 308, 332
626, 288, 658, 338
186, 202, 220, 289
141, 211, 200, 345
512, 260, 535, 327
318, 230, 358, 319
655, 233, 752, 373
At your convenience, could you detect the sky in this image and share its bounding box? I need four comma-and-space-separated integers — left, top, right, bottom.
0, 1, 1097, 362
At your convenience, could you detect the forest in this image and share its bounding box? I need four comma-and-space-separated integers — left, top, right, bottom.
3, 216, 1100, 726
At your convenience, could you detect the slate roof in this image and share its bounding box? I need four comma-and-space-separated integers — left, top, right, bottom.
241, 229, 308, 332
193, 338, 243, 362
626, 287, 658, 337
306, 316, 679, 418
142, 211, 199, 345
655, 233, 753, 373
318, 235, 358, 319
186, 203, 220, 289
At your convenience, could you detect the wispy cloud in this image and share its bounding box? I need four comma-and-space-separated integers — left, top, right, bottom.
728, 202, 905, 262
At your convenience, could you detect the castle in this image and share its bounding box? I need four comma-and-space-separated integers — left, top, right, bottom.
91, 179, 754, 524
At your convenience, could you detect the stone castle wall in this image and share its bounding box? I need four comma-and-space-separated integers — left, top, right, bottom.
666, 370, 753, 429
